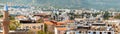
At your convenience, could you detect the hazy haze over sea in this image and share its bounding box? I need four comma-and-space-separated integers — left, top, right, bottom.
0, 0, 120, 10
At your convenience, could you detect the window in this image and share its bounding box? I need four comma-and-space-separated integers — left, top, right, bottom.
64, 32, 66, 34
104, 32, 106, 33
32, 26, 36, 29
108, 32, 111, 34
26, 26, 29, 29
38, 26, 41, 29
100, 32, 102, 34
79, 31, 81, 33
41, 25, 43, 29
93, 32, 96, 34
88, 32, 90, 33
73, 32, 75, 34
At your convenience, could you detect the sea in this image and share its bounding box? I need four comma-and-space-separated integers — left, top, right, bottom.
0, 0, 120, 10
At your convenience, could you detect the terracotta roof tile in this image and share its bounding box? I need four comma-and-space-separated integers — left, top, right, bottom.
16, 15, 26, 18
57, 27, 74, 31
57, 28, 67, 31
57, 22, 66, 25
44, 21, 53, 25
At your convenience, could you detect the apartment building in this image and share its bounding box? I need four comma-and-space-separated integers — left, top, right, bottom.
19, 23, 44, 31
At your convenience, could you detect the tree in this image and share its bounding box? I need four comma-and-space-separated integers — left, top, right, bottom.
103, 12, 110, 20
114, 14, 120, 19
69, 16, 74, 20
47, 31, 54, 34
68, 13, 75, 20
92, 13, 100, 17
37, 30, 53, 34
0, 15, 3, 18
37, 30, 46, 34
37, 24, 54, 34
9, 20, 20, 30
44, 24, 47, 32
9, 16, 15, 20
36, 18, 44, 23
27, 30, 34, 34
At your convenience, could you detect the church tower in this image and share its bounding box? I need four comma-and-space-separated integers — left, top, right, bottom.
2, 4, 10, 34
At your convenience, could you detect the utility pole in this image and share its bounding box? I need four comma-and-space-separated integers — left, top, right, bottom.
2, 4, 10, 34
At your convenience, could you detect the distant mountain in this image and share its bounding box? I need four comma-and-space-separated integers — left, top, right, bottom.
0, 0, 120, 10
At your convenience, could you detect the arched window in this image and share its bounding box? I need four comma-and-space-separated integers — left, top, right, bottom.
108, 32, 111, 34
93, 32, 96, 34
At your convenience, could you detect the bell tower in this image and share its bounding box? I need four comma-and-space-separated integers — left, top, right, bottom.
2, 4, 10, 34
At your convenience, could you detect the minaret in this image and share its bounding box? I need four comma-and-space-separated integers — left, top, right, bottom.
2, 4, 10, 34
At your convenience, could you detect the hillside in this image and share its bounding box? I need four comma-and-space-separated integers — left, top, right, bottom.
0, 0, 120, 10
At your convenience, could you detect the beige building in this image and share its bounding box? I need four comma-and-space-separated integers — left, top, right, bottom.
19, 23, 44, 31
0, 31, 31, 34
